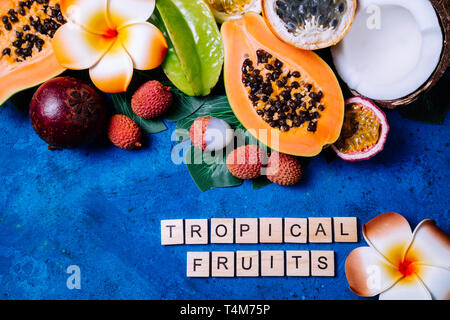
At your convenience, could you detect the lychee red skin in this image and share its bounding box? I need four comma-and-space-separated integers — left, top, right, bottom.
266, 152, 302, 186
108, 115, 142, 150
131, 80, 172, 119
189, 116, 210, 151
226, 145, 265, 179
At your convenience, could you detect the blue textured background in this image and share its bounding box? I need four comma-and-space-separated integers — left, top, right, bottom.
0, 88, 448, 300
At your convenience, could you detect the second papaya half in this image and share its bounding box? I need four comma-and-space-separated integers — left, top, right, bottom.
222, 13, 344, 157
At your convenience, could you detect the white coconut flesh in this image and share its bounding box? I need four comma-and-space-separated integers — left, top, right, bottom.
263, 0, 357, 50
331, 0, 443, 101
204, 117, 234, 151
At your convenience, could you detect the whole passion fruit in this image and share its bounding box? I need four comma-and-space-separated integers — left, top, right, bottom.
30, 77, 107, 148
332, 97, 389, 161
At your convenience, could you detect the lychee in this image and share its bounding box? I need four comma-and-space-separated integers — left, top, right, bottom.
189, 116, 234, 151
266, 152, 302, 186
226, 145, 266, 179
108, 114, 142, 150
131, 80, 172, 119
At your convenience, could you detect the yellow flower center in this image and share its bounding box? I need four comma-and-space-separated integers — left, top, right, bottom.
385, 244, 422, 281
398, 258, 417, 278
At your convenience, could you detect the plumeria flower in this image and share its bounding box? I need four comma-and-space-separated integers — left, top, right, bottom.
346, 212, 450, 300
52, 0, 167, 93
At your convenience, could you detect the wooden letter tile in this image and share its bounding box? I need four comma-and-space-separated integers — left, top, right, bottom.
311, 250, 335, 277
187, 252, 210, 277
261, 251, 285, 276
185, 219, 209, 244
259, 218, 283, 243
211, 218, 234, 244
211, 251, 235, 277
286, 251, 310, 276
284, 218, 307, 243
236, 251, 259, 277
333, 217, 358, 242
235, 218, 258, 244
308, 217, 332, 243
161, 219, 184, 245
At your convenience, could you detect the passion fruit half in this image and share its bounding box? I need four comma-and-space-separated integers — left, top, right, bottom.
207, 0, 261, 23
262, 0, 357, 50
332, 97, 389, 161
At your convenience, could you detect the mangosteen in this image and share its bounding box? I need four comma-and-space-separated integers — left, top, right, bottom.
30, 77, 107, 148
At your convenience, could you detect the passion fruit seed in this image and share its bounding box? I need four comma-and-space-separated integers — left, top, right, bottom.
332, 97, 388, 161
1, 0, 65, 63
207, 0, 262, 23
274, 0, 346, 34
334, 103, 381, 153
242, 48, 324, 133
208, 0, 255, 15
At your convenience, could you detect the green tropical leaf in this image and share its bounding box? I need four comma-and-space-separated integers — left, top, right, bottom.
252, 176, 273, 190
185, 146, 243, 192
175, 95, 273, 191
163, 86, 206, 122
176, 95, 242, 140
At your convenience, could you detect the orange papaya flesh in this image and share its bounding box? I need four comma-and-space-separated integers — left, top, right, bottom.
0, 0, 65, 106
222, 13, 344, 157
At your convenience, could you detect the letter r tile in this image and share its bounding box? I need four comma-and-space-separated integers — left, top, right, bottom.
211, 251, 235, 277
185, 219, 209, 244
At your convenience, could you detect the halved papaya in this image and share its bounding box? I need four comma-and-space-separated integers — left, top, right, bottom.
0, 0, 66, 106
222, 13, 344, 157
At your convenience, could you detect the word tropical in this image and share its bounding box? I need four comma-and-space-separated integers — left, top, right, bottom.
187, 250, 335, 278
161, 217, 358, 245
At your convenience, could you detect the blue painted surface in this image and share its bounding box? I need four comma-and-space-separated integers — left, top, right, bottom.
0, 96, 448, 300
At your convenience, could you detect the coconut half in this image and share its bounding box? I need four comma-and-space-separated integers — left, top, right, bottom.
331, 0, 448, 108
262, 0, 357, 50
